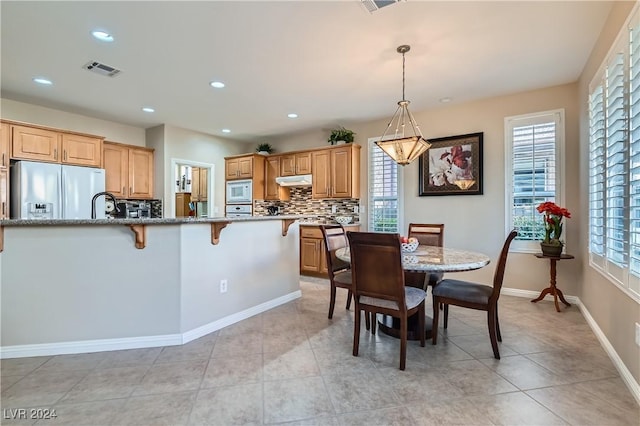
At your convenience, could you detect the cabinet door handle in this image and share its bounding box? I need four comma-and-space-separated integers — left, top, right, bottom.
64, 151, 67, 161
123, 186, 126, 195
130, 186, 133, 196
54, 149, 57, 160
2, 153, 4, 167
2, 202, 5, 216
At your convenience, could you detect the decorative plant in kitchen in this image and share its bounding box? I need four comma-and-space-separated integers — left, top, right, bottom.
536, 201, 571, 256
328, 127, 355, 145
256, 143, 274, 154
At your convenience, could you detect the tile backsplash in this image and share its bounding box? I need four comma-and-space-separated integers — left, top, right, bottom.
254, 188, 359, 223
111, 198, 163, 218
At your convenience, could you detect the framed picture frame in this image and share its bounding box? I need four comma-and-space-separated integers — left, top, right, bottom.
418, 132, 483, 196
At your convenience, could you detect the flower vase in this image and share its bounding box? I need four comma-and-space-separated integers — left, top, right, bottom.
540, 242, 563, 257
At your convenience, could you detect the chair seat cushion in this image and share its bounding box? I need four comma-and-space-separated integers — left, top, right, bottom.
432, 279, 493, 305
360, 286, 426, 311
333, 270, 352, 287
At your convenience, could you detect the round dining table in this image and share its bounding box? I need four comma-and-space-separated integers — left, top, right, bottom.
335, 245, 491, 340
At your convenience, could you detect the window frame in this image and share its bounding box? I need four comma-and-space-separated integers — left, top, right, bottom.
367, 136, 404, 234
504, 109, 566, 253
588, 3, 640, 303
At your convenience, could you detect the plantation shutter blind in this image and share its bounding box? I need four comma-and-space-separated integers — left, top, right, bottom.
629, 16, 640, 296
369, 142, 399, 233
605, 51, 628, 269
511, 121, 557, 241
589, 83, 606, 260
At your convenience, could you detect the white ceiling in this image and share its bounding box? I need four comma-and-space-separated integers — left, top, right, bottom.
1, 1, 613, 142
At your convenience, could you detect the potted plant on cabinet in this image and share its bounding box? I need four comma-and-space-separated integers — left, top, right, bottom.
256, 143, 274, 155
328, 127, 355, 145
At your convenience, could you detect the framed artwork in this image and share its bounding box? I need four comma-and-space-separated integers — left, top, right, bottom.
418, 132, 483, 196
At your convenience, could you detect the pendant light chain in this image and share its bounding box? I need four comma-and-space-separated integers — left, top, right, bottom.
402, 50, 406, 101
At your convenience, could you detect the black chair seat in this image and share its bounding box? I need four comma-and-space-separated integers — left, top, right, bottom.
432, 279, 493, 305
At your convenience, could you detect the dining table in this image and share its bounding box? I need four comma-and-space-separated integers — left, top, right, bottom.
335, 245, 491, 340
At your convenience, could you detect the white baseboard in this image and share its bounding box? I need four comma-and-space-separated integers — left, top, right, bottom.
502, 286, 640, 405
0, 290, 302, 359
0, 334, 182, 359
181, 290, 302, 343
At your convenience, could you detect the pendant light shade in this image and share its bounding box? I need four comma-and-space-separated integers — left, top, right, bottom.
375, 45, 431, 166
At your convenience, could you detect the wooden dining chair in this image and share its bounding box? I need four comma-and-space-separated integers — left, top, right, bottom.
431, 230, 518, 359
347, 231, 426, 370
405, 223, 445, 290
320, 225, 369, 330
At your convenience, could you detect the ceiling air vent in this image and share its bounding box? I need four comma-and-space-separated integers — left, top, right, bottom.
83, 61, 122, 77
361, 0, 403, 13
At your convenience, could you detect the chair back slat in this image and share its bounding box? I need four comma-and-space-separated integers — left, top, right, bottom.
491, 230, 518, 300
408, 223, 444, 247
320, 225, 349, 275
347, 232, 406, 310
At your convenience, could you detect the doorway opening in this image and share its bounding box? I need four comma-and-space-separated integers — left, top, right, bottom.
170, 158, 214, 218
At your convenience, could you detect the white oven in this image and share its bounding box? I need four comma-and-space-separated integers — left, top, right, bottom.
226, 179, 252, 204
225, 204, 252, 217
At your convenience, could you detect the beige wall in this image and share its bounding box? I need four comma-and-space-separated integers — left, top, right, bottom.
160, 125, 252, 217
577, 1, 639, 383
0, 98, 146, 145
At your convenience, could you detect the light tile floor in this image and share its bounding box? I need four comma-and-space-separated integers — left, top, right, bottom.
1, 278, 638, 425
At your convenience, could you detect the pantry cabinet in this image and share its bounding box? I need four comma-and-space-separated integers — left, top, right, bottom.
311, 144, 360, 199
281, 151, 312, 176
103, 142, 154, 199
190, 167, 208, 202
8, 122, 102, 167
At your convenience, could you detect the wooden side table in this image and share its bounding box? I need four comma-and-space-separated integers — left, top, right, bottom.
531, 253, 574, 312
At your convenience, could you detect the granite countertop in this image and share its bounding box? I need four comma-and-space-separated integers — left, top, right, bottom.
0, 214, 315, 226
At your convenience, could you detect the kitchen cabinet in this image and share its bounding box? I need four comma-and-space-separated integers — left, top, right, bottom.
103, 141, 154, 199
1, 122, 9, 169
8, 122, 102, 167
190, 167, 208, 202
311, 144, 360, 199
0, 123, 8, 219
281, 151, 312, 176
175, 192, 191, 217
265, 156, 290, 201
300, 224, 360, 277
226, 154, 257, 180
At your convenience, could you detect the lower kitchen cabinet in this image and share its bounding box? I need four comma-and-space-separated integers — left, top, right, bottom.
175, 192, 191, 217
299, 224, 359, 277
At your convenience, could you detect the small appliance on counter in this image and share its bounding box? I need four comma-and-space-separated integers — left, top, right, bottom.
266, 205, 279, 216
114, 201, 151, 219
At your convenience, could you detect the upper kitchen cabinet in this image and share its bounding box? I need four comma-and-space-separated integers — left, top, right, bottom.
265, 155, 290, 201
7, 121, 103, 167
281, 151, 312, 176
311, 144, 360, 199
190, 167, 208, 202
226, 154, 258, 180
103, 141, 154, 199
1, 122, 9, 169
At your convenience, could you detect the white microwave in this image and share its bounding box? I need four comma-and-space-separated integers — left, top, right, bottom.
226, 179, 253, 204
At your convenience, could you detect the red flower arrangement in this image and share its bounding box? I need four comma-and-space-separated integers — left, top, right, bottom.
536, 201, 571, 246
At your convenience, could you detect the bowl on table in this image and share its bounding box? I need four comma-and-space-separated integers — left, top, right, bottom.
401, 241, 419, 253
334, 216, 353, 225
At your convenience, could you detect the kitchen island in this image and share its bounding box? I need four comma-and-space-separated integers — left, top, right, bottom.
0, 215, 309, 358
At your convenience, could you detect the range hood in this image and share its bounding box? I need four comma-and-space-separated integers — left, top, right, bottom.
275, 174, 313, 187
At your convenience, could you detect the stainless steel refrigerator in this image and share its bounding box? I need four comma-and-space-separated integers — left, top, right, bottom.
11, 161, 106, 219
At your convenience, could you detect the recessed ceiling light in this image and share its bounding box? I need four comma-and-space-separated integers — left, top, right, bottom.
33, 77, 52, 85
210, 81, 225, 88
92, 30, 114, 42
287, 113, 298, 119
222, 129, 231, 133
439, 97, 452, 103
142, 107, 155, 113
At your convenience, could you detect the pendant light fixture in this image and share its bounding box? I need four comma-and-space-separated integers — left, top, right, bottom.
375, 45, 431, 166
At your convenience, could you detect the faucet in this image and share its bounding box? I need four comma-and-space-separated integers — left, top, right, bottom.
91, 192, 119, 219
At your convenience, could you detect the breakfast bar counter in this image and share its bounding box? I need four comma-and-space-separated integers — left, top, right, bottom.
0, 216, 309, 359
